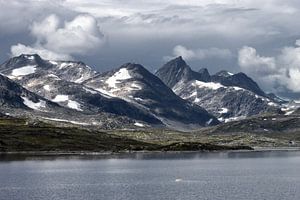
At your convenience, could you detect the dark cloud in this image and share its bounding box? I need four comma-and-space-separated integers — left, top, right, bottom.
1, 0, 300, 99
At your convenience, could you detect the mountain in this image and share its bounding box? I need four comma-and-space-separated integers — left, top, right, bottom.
156, 57, 283, 122
84, 63, 219, 130
0, 55, 163, 127
0, 54, 218, 130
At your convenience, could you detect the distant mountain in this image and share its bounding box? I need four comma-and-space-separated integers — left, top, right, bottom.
155, 56, 211, 88
84, 63, 219, 130
156, 57, 283, 122
0, 54, 96, 83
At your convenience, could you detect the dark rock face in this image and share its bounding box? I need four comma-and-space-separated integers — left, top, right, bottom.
155, 56, 211, 88
198, 68, 211, 82
156, 57, 283, 121
211, 72, 266, 97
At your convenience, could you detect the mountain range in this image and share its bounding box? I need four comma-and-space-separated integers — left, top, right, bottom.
0, 54, 298, 131
156, 56, 286, 122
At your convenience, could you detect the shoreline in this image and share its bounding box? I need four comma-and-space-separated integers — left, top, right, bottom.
0, 147, 299, 157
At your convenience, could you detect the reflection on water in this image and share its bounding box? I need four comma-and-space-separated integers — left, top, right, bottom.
1, 150, 300, 200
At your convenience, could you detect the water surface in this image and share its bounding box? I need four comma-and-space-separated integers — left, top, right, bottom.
1, 151, 300, 200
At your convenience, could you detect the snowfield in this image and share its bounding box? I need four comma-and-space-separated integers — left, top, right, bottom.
52, 95, 69, 102
106, 68, 132, 88
192, 80, 225, 90
67, 100, 83, 111
22, 97, 46, 111
11, 65, 37, 76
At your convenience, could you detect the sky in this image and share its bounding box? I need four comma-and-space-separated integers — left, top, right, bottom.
1, 0, 300, 99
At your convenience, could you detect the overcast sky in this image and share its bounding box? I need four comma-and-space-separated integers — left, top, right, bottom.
1, 0, 300, 99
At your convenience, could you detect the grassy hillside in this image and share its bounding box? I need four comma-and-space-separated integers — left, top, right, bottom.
0, 117, 252, 152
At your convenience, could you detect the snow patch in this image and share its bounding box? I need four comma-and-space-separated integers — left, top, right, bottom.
219, 108, 229, 114
47, 74, 60, 80
67, 100, 82, 111
192, 80, 225, 90
42, 117, 89, 126
43, 85, 51, 91
134, 97, 148, 102
225, 116, 246, 123
59, 63, 73, 69
11, 65, 36, 76
49, 60, 58, 65
131, 83, 143, 90
134, 122, 145, 127
22, 97, 46, 111
285, 110, 295, 116
106, 68, 132, 88
232, 86, 244, 91
52, 95, 69, 102
268, 102, 277, 106
25, 55, 34, 60
206, 118, 214, 125
94, 88, 116, 98
194, 97, 200, 103
74, 76, 86, 83
83, 87, 97, 94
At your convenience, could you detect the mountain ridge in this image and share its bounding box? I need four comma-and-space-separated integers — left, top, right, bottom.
0, 54, 220, 130
155, 56, 284, 121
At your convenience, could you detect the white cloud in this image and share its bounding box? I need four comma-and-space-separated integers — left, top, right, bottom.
165, 45, 232, 61
238, 42, 300, 93
10, 14, 105, 60
238, 46, 277, 75
11, 43, 72, 61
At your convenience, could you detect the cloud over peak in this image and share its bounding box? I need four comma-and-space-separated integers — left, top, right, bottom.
165, 45, 232, 61
238, 42, 300, 93
10, 14, 105, 60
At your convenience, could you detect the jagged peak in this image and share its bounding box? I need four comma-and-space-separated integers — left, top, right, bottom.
198, 68, 210, 75
214, 70, 234, 77
163, 56, 189, 70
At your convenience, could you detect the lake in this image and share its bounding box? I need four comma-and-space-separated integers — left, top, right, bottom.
0, 151, 300, 200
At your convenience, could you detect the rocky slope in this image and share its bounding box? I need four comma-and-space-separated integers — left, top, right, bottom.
0, 55, 165, 128
156, 56, 283, 122
84, 63, 219, 130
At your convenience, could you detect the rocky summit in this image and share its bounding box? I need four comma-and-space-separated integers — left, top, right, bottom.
155, 56, 287, 122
